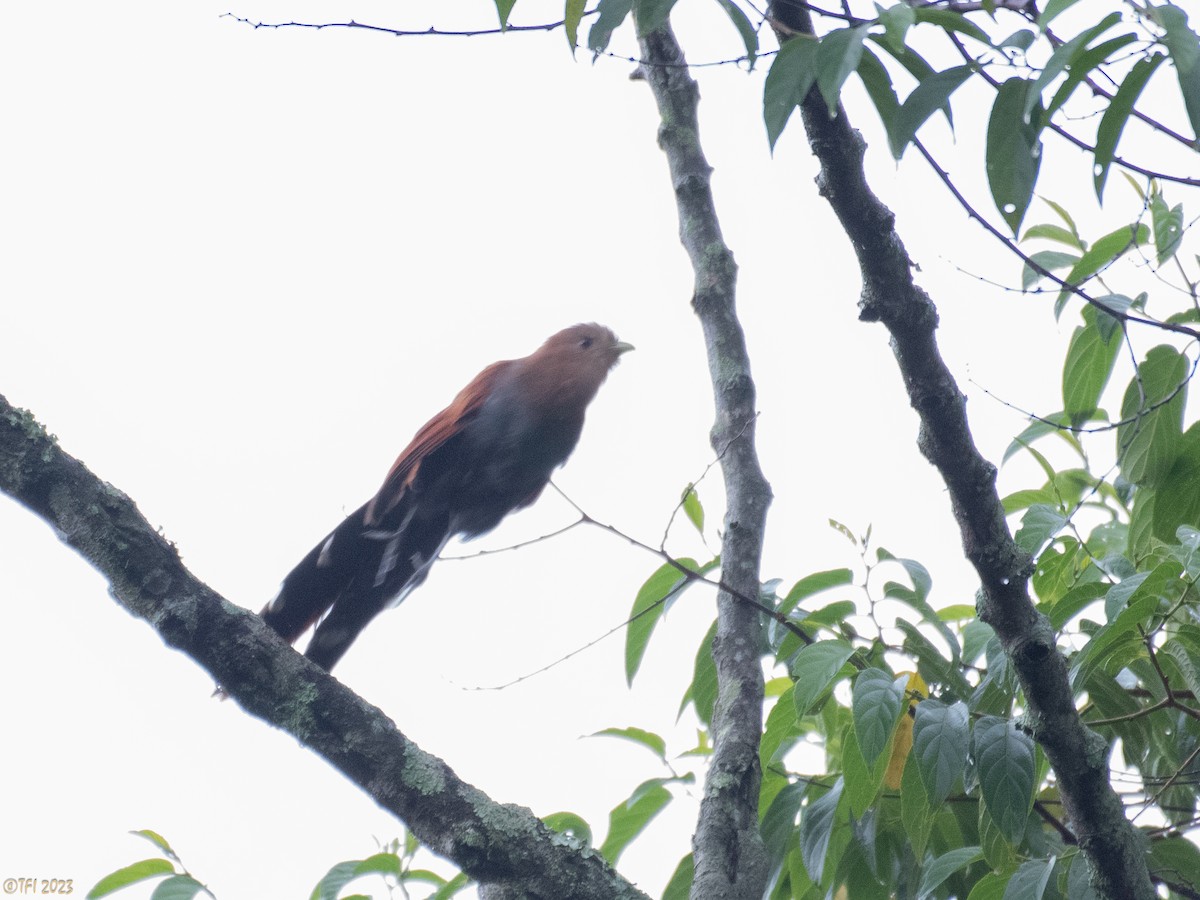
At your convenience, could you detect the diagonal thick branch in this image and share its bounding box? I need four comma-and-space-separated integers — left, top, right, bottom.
0, 394, 648, 900
769, 5, 1157, 899
636, 23, 773, 900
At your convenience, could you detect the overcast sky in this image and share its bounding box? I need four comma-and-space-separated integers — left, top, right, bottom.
1, 1, 1188, 898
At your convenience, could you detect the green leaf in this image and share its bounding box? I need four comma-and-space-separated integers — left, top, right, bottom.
712, 0, 757, 67
912, 7, 990, 45
1065, 855, 1101, 900
858, 47, 902, 154
1038, 0, 1082, 27
542, 811, 593, 845
1046, 34, 1139, 118
1162, 627, 1200, 697
852, 668, 907, 769
353, 853, 401, 879
1022, 250, 1080, 291
876, 551, 962, 660
1154, 4, 1200, 145
1148, 835, 1200, 887
1002, 487, 1057, 514
661, 853, 694, 900
130, 830, 178, 860
1091, 293, 1134, 342
780, 568, 853, 617
402, 870, 449, 888
590, 726, 667, 760
966, 872, 1012, 900
587, 0, 633, 52
987, 77, 1042, 233
1042, 196, 1080, 233
897, 619, 973, 699
311, 861, 365, 900
1043, 576, 1106, 631
791, 640, 856, 715
938, 603, 976, 621
599, 778, 675, 864
973, 716, 1035, 844
1152, 421, 1200, 542
149, 876, 207, 900
564, 0, 586, 50
1071, 592, 1157, 684
1149, 191, 1185, 266
761, 780, 806, 863
979, 799, 1015, 871
761, 683, 799, 771
625, 557, 712, 684
1094, 54, 1166, 200
493, 0, 517, 29
842, 724, 888, 818
1000, 857, 1055, 900
917, 846, 984, 900
634, 0, 678, 35
683, 618, 719, 725
816, 26, 869, 114
998, 29, 1035, 51
878, 2, 916, 54
1014, 504, 1067, 557
1062, 307, 1120, 424
1055, 224, 1150, 316
799, 777, 845, 884
764, 36, 819, 151
1117, 345, 1187, 487
1021, 222, 1083, 248
912, 699, 969, 806
799, 600, 857, 631
681, 484, 704, 533
901, 752, 934, 857
892, 65, 975, 157
1025, 12, 1122, 122
88, 860, 175, 899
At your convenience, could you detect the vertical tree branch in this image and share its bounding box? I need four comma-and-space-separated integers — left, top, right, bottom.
636, 25, 772, 899
769, 6, 1156, 898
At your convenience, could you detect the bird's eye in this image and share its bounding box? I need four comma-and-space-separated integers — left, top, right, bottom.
579, 337, 594, 350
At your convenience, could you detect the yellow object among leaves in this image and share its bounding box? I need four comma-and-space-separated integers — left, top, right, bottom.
884, 672, 927, 789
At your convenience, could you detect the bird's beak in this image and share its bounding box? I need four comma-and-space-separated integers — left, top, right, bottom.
613, 340, 635, 355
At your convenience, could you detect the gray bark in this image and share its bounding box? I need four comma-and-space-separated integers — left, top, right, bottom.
636, 25, 772, 900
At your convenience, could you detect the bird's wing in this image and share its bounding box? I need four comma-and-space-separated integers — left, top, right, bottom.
365, 359, 514, 526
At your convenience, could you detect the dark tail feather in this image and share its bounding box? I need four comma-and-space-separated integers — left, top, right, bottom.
260, 502, 372, 646
300, 508, 452, 671
261, 498, 453, 672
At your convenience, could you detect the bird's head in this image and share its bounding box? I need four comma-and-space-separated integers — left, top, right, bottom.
539, 322, 634, 371
524, 323, 633, 411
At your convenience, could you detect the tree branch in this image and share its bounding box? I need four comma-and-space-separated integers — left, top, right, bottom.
0, 394, 648, 900
768, 5, 1158, 899
635, 23, 773, 899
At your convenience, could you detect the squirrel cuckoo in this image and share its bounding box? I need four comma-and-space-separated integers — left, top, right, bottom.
261, 323, 632, 672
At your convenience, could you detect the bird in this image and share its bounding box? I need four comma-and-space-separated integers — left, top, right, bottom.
259, 322, 633, 672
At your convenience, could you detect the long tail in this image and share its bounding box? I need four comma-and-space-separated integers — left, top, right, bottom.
260, 500, 451, 671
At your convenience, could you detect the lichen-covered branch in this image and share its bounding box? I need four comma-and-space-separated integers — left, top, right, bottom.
0, 393, 648, 900
768, 5, 1155, 898
636, 25, 772, 900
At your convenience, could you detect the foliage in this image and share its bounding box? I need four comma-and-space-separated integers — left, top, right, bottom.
88, 0, 1200, 898
573, 5, 1200, 896
87, 831, 212, 900
90, 831, 471, 900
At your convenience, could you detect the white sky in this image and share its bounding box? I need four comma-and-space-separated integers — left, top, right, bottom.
1, 1, 1190, 898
